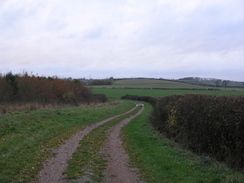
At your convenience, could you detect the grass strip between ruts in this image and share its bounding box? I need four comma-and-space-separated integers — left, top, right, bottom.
122, 102, 244, 183
64, 105, 143, 182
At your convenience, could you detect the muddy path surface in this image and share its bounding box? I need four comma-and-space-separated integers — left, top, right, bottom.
34, 106, 137, 183
102, 106, 145, 183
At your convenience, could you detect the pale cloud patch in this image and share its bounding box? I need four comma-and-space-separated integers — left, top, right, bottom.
0, 0, 244, 81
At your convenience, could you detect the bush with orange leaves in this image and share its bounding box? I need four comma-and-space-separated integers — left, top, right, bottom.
0, 72, 105, 105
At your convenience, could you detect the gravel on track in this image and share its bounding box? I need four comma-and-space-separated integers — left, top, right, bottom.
101, 107, 145, 183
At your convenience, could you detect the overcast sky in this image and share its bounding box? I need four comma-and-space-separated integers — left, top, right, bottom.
1, 0, 244, 81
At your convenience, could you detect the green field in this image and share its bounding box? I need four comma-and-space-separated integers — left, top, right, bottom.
90, 78, 208, 89
113, 78, 206, 88
90, 78, 244, 99
91, 88, 244, 99
179, 78, 244, 88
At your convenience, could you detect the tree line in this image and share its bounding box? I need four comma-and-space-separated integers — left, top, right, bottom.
90, 77, 113, 85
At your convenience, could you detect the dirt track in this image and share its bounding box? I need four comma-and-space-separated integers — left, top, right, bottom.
34, 105, 144, 183
102, 106, 144, 183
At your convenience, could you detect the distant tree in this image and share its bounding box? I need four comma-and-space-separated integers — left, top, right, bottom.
5, 72, 18, 97
214, 79, 222, 87
222, 80, 229, 88
109, 77, 114, 82
195, 77, 200, 84
91, 79, 112, 85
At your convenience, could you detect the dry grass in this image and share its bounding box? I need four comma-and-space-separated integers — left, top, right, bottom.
0, 102, 75, 115
0, 100, 123, 115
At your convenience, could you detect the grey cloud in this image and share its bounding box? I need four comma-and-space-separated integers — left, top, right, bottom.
139, 1, 244, 54
0, 0, 244, 81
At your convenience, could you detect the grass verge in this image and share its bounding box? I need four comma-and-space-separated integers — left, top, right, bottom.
0, 101, 134, 183
122, 102, 244, 183
64, 105, 143, 182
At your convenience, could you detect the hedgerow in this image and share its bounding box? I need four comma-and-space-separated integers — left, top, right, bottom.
121, 94, 244, 169
121, 94, 157, 106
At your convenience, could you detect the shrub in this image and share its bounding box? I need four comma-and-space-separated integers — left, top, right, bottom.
121, 93, 244, 169
150, 94, 244, 169
0, 72, 107, 110
91, 94, 107, 103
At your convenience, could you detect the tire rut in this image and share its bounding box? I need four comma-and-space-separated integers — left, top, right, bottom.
102, 106, 145, 183
34, 106, 137, 183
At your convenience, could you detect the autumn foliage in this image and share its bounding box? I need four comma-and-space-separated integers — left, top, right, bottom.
0, 72, 103, 105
